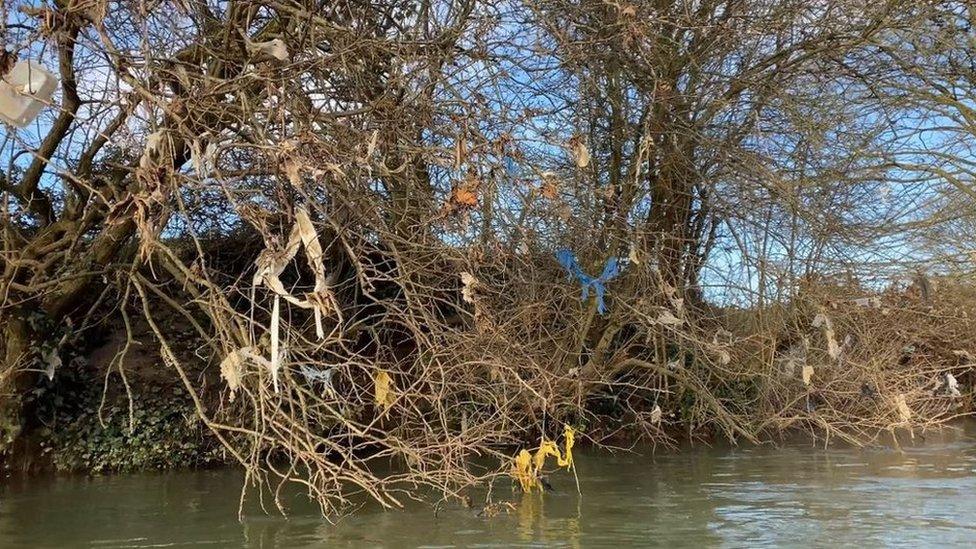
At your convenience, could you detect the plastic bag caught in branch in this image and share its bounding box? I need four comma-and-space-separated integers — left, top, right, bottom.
557, 425, 575, 469
245, 38, 289, 61
219, 346, 272, 401
895, 393, 912, 422
813, 312, 841, 360
509, 425, 577, 492
802, 365, 814, 386
512, 450, 535, 492
567, 136, 590, 168
252, 207, 341, 392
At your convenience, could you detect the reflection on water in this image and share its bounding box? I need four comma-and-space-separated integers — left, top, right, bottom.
4, 430, 976, 547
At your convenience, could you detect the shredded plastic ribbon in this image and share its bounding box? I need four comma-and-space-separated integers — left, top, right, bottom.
556, 249, 624, 314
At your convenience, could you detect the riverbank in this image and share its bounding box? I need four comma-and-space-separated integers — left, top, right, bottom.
4, 277, 975, 484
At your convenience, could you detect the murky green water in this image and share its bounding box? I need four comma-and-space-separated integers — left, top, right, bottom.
4, 433, 976, 548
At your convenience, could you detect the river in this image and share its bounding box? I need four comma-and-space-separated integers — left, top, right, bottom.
3, 430, 976, 547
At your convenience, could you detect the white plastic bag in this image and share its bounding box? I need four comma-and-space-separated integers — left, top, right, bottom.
0, 60, 58, 127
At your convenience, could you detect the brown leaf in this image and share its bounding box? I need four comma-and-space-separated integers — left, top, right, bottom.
540, 172, 559, 199
451, 175, 480, 207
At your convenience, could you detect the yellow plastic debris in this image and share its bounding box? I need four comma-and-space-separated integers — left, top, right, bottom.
534, 440, 562, 473
513, 449, 535, 492
510, 425, 578, 492
558, 425, 575, 469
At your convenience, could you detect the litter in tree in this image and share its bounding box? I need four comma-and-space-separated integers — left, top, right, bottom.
0, 60, 58, 127
556, 249, 625, 314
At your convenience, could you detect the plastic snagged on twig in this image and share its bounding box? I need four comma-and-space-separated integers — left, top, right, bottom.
556, 249, 625, 314
219, 346, 271, 401
245, 38, 289, 61
895, 393, 912, 422
0, 60, 58, 127
510, 425, 576, 492
252, 207, 340, 391
812, 312, 841, 359
299, 364, 336, 397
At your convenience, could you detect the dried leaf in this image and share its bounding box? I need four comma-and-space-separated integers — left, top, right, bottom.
650, 404, 662, 425
454, 138, 467, 170
454, 186, 478, 206
556, 203, 573, 222
628, 242, 640, 264
363, 129, 379, 163
449, 175, 480, 208
283, 156, 303, 188
540, 172, 559, 199
374, 370, 395, 412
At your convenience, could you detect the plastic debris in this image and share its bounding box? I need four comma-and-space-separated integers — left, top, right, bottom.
556, 249, 625, 314
41, 347, 61, 381
252, 207, 340, 390
655, 310, 683, 326
220, 347, 272, 401
510, 425, 576, 492
567, 136, 590, 168
299, 364, 336, 396
895, 393, 912, 422
460, 271, 478, 304
853, 296, 882, 308
512, 449, 534, 492
559, 425, 575, 469
812, 312, 841, 359
802, 365, 814, 386
939, 372, 961, 398
246, 38, 289, 61
0, 60, 58, 127
952, 350, 975, 363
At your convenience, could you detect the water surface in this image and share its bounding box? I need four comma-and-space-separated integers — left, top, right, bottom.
4, 433, 976, 547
